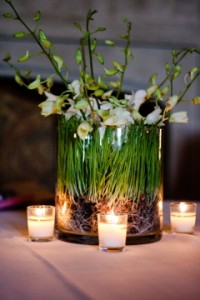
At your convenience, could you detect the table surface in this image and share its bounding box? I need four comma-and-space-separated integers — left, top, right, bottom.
0, 201, 200, 300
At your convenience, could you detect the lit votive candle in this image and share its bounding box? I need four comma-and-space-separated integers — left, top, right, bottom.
98, 211, 128, 252
170, 202, 196, 234
27, 205, 55, 241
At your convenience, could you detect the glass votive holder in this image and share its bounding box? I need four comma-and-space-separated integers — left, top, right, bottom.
27, 205, 55, 241
170, 202, 196, 234
98, 212, 128, 252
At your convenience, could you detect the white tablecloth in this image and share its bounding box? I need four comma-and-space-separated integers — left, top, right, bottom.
0, 202, 200, 300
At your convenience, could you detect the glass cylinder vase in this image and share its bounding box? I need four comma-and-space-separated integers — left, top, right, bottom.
55, 115, 163, 244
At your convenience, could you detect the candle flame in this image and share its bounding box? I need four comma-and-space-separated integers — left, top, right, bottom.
35, 207, 45, 216
179, 202, 187, 213
106, 209, 118, 224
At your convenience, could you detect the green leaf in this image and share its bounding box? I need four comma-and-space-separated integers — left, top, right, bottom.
75, 49, 82, 64
154, 88, 162, 100
149, 73, 157, 85
74, 99, 88, 109
74, 22, 82, 32
121, 16, 129, 23
39, 29, 46, 40
172, 50, 177, 57
97, 53, 104, 64
173, 65, 182, 79
15, 73, 24, 86
46, 77, 54, 89
86, 81, 99, 91
27, 75, 41, 89
94, 27, 106, 32
189, 67, 199, 80
160, 86, 169, 96
97, 76, 108, 89
126, 49, 133, 58
34, 11, 41, 21
39, 30, 52, 48
109, 81, 120, 88
91, 39, 97, 51
120, 34, 128, 39
52, 55, 64, 71
14, 31, 27, 38
105, 40, 115, 46
94, 89, 104, 97
104, 67, 118, 76
112, 61, 124, 72
165, 63, 170, 72
18, 50, 30, 62
96, 109, 109, 119
3, 13, 16, 19
40, 38, 52, 49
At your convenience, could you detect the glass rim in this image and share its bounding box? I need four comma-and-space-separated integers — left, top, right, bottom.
170, 201, 196, 207
27, 205, 55, 209
97, 212, 128, 216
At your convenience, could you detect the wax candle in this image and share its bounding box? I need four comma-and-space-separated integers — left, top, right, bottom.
27, 205, 55, 241
170, 202, 196, 233
98, 212, 127, 251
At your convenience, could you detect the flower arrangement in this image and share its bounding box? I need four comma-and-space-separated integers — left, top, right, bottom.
3, 1, 200, 239
3, 0, 200, 140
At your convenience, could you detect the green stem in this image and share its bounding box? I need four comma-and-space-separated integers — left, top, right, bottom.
158, 48, 198, 90
117, 19, 132, 98
86, 12, 94, 78
7, 0, 68, 89
178, 69, 200, 102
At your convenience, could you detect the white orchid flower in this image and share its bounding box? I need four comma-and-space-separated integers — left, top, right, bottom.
102, 90, 113, 100
39, 92, 63, 116
126, 90, 146, 111
102, 107, 134, 126
89, 97, 99, 110
81, 97, 98, 119
39, 101, 57, 116
169, 111, 188, 123
100, 101, 113, 110
68, 80, 81, 98
165, 95, 179, 111
134, 90, 147, 110
64, 99, 82, 121
95, 101, 113, 121
77, 121, 93, 140
144, 107, 162, 125
125, 93, 132, 101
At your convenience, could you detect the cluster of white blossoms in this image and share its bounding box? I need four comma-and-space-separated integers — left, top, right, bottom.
39, 79, 188, 139
3, 2, 199, 139
3, 1, 199, 140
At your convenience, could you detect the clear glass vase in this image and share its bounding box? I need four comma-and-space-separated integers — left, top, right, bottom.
55, 115, 163, 244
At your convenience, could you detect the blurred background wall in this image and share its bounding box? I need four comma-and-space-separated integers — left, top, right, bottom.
0, 0, 200, 201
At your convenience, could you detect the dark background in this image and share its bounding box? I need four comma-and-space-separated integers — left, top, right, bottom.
0, 0, 200, 201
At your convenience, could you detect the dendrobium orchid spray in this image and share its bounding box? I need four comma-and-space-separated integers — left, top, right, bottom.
3, 0, 200, 135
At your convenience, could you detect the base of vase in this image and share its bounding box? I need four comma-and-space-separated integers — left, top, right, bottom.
56, 229, 162, 245
126, 233, 162, 245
